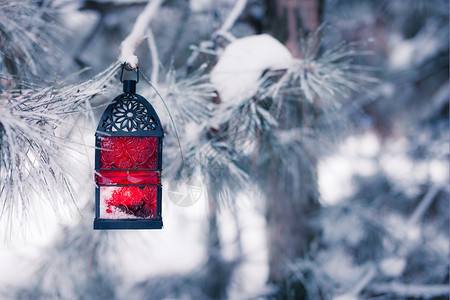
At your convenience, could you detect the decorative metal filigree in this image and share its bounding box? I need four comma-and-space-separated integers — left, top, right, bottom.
101, 96, 158, 133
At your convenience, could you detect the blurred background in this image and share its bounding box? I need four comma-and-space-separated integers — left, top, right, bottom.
0, 0, 448, 299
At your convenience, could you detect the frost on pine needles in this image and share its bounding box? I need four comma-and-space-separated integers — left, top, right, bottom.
267, 31, 375, 111
0, 63, 119, 238
0, 1, 65, 78
163, 65, 216, 125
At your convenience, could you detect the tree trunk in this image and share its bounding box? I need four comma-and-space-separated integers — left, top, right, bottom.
265, 0, 323, 56
261, 2, 323, 296
264, 157, 321, 296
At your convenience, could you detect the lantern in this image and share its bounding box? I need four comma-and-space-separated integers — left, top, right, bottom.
94, 66, 163, 230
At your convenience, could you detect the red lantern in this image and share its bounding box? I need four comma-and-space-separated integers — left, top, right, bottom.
94, 66, 163, 229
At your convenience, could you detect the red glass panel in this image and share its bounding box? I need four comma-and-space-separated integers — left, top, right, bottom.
100, 186, 157, 219
96, 170, 160, 185
100, 137, 158, 169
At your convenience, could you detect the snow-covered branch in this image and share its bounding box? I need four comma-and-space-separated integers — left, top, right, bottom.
369, 282, 449, 298
213, 0, 247, 41
146, 28, 159, 84
119, 0, 164, 69
187, 0, 248, 68
0, 62, 120, 237
406, 184, 441, 227
335, 184, 444, 299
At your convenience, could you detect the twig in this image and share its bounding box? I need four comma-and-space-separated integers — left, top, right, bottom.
213, 0, 248, 40
335, 184, 443, 299
187, 0, 247, 69
369, 282, 449, 298
146, 28, 159, 84
220, 0, 247, 32
420, 81, 449, 122
349, 265, 377, 296
119, 0, 164, 69
406, 184, 441, 228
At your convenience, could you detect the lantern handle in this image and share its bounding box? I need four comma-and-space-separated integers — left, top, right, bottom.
121, 63, 139, 94
120, 63, 139, 83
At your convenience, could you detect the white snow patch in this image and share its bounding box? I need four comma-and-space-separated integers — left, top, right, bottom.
189, 0, 213, 12
380, 140, 447, 194
389, 33, 415, 70
320, 131, 447, 205
380, 256, 406, 277
183, 122, 206, 146
333, 294, 358, 300
318, 248, 366, 287
428, 159, 448, 183
116, 196, 208, 280
225, 193, 269, 297
211, 34, 293, 105
319, 132, 380, 204
389, 25, 444, 70
322, 209, 365, 246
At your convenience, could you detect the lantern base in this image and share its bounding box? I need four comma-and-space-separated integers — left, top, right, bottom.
93, 218, 163, 230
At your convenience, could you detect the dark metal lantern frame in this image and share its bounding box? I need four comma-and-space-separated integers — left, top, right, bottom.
94, 68, 163, 230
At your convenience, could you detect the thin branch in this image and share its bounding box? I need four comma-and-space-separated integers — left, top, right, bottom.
213, 0, 248, 40
187, 0, 248, 69
349, 265, 377, 296
369, 283, 449, 298
420, 80, 449, 122
406, 184, 441, 227
146, 28, 159, 84
119, 0, 163, 69
336, 184, 443, 298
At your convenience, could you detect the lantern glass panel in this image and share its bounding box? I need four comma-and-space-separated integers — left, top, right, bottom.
100, 136, 158, 169
96, 170, 160, 185
99, 186, 158, 219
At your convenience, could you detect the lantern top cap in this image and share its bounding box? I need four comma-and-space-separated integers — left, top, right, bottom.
96, 93, 163, 137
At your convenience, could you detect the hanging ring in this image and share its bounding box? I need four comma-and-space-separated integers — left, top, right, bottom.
120, 63, 140, 83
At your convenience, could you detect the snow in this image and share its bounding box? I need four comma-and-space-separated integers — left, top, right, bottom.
211, 34, 293, 105
333, 295, 358, 300
119, 0, 164, 69
389, 24, 444, 70
318, 248, 367, 288
380, 138, 447, 194
370, 282, 449, 298
319, 132, 380, 204
222, 193, 269, 297
189, 0, 213, 12
319, 131, 447, 205
115, 200, 208, 279
380, 256, 406, 277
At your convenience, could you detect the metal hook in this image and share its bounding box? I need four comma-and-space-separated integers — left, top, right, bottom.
120, 63, 139, 83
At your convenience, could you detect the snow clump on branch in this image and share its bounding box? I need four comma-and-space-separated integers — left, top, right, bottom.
211, 34, 293, 105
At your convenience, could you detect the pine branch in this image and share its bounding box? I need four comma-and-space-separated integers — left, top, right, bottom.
0, 1, 66, 79
368, 282, 449, 298
406, 184, 442, 228
14, 216, 119, 299
214, 0, 248, 41
119, 0, 164, 69
0, 62, 120, 238
146, 28, 160, 84
187, 0, 250, 70
334, 184, 444, 299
